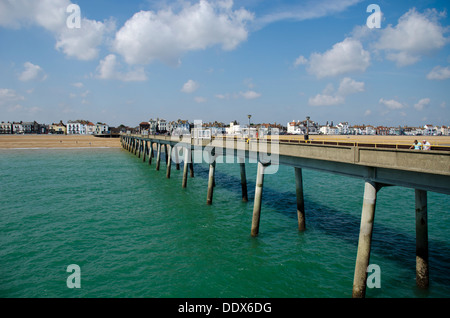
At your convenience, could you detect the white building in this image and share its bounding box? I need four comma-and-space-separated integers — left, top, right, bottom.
0, 122, 12, 134
226, 121, 243, 135
423, 124, 436, 136
86, 122, 96, 135
365, 125, 376, 135
157, 118, 167, 132
287, 121, 303, 134
67, 120, 87, 135
95, 123, 109, 135
337, 122, 349, 135
12, 122, 23, 134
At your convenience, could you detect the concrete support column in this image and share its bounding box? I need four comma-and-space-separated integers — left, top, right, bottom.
295, 167, 306, 231
174, 145, 180, 170
148, 142, 153, 165
142, 140, 147, 162
166, 145, 172, 179
415, 189, 429, 289
251, 161, 266, 237
206, 150, 216, 205
182, 146, 190, 188
164, 144, 169, 165
352, 180, 378, 298
239, 157, 248, 202
134, 139, 138, 155
137, 139, 142, 158
190, 151, 194, 178
156, 143, 161, 171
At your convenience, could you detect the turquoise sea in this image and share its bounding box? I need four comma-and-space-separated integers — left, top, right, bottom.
0, 147, 449, 298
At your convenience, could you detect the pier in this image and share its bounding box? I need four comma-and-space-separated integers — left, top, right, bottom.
120, 133, 450, 298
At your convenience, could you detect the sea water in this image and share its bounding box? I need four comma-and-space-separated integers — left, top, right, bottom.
0, 148, 449, 298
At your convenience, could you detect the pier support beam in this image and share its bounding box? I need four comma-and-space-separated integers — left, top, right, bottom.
142, 140, 147, 162
206, 161, 216, 205
182, 146, 190, 188
174, 145, 180, 170
206, 148, 216, 205
156, 143, 161, 171
239, 157, 248, 202
415, 189, 429, 289
137, 139, 142, 158
251, 162, 267, 237
190, 151, 194, 178
352, 180, 378, 298
148, 142, 153, 165
295, 167, 306, 231
166, 145, 172, 179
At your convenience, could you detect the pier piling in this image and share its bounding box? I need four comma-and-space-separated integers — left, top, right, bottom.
295, 167, 306, 231
148, 142, 153, 165
206, 161, 216, 205
352, 180, 378, 298
251, 162, 266, 237
156, 143, 161, 171
182, 146, 190, 188
239, 157, 248, 202
142, 140, 147, 162
415, 189, 429, 289
166, 145, 172, 179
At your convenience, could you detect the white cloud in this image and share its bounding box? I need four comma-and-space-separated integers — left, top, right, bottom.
240, 90, 261, 99
427, 65, 450, 80
0, 88, 26, 112
364, 109, 372, 116
194, 96, 207, 103
414, 98, 430, 111
293, 55, 308, 67
255, 0, 362, 29
96, 54, 147, 82
379, 98, 405, 110
0, 88, 25, 104
56, 18, 114, 61
181, 80, 200, 93
18, 62, 47, 81
0, 0, 112, 61
71, 82, 84, 88
113, 0, 253, 65
308, 94, 344, 106
307, 38, 370, 78
309, 77, 364, 106
375, 8, 448, 66
337, 77, 365, 95
215, 94, 229, 99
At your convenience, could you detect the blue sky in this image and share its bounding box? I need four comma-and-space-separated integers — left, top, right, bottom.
0, 0, 449, 127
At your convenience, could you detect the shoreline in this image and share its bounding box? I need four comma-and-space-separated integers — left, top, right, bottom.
0, 135, 121, 149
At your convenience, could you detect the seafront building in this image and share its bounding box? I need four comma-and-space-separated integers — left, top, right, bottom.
0, 115, 448, 137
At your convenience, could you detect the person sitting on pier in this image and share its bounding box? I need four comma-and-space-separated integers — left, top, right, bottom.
422, 140, 431, 151
409, 140, 422, 150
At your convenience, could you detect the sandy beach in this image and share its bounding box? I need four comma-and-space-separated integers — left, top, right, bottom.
0, 134, 121, 149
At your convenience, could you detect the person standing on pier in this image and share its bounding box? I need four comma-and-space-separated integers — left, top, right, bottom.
409, 140, 422, 150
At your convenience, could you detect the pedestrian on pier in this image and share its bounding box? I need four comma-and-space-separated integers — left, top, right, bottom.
422, 140, 431, 151
409, 140, 422, 150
